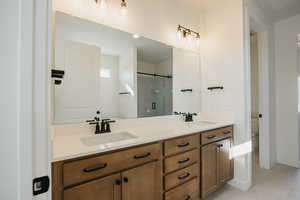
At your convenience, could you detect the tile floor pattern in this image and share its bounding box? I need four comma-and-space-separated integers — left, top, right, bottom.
206, 157, 300, 200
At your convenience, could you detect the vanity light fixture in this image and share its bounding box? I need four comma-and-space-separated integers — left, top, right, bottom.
177, 25, 200, 44
94, 0, 128, 15
120, 0, 128, 16
95, 0, 107, 9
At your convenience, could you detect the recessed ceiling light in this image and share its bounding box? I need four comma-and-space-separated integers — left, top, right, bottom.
133, 34, 140, 39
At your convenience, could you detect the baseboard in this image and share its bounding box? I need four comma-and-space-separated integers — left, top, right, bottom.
228, 178, 251, 191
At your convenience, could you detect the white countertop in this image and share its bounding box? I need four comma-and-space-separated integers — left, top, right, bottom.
52, 119, 233, 162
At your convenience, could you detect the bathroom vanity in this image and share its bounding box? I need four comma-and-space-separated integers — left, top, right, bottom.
51, 10, 234, 200
52, 124, 233, 200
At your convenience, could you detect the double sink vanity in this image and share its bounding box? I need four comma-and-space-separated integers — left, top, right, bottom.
51, 11, 234, 200
52, 120, 234, 200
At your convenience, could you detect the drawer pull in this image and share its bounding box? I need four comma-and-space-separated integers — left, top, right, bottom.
184, 195, 191, 200
134, 152, 151, 159
223, 131, 231, 135
178, 158, 190, 164
177, 142, 190, 148
83, 163, 107, 173
207, 135, 217, 139
178, 172, 190, 180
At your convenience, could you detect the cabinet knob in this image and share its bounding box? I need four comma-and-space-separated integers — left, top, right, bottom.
115, 179, 122, 185
123, 177, 129, 183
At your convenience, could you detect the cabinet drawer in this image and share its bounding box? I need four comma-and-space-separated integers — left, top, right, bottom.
201, 126, 233, 145
63, 143, 161, 187
164, 135, 199, 156
164, 164, 199, 191
164, 149, 198, 174
165, 178, 199, 200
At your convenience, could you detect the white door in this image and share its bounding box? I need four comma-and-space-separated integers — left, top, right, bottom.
54, 41, 101, 123
173, 48, 201, 113
119, 47, 138, 118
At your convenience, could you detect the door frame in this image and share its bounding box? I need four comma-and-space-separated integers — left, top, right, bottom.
244, 1, 274, 169
17, 0, 52, 199
32, 0, 52, 199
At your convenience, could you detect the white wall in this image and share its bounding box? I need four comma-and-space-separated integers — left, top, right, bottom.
119, 47, 138, 118
0, 0, 33, 199
274, 14, 300, 168
100, 55, 120, 118
173, 48, 201, 114
53, 0, 203, 53
201, 0, 252, 190
0, 1, 21, 199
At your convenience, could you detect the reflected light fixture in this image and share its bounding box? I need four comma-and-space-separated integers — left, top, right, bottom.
133, 34, 140, 39
95, 0, 107, 9
177, 25, 200, 45
120, 0, 128, 16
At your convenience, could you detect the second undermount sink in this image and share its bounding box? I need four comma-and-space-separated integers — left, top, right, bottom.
81, 132, 138, 147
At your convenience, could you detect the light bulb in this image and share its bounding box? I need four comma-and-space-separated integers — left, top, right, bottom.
187, 32, 193, 42
196, 34, 200, 46
100, 0, 107, 9
177, 26, 182, 39
120, 0, 127, 16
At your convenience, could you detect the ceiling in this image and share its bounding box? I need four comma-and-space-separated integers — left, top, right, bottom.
56, 12, 172, 64
255, 0, 300, 21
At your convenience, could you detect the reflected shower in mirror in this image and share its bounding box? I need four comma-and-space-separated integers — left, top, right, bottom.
53, 12, 173, 124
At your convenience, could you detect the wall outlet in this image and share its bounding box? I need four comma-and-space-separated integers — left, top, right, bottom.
298, 34, 300, 48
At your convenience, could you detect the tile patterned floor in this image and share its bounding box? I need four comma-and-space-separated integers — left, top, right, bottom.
206, 155, 300, 200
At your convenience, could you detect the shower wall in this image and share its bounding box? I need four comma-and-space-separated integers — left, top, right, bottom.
137, 58, 172, 117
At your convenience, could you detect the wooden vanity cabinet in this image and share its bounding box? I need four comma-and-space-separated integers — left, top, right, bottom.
201, 135, 233, 198
52, 143, 162, 200
63, 161, 161, 200
64, 173, 121, 200
52, 126, 234, 200
122, 161, 161, 200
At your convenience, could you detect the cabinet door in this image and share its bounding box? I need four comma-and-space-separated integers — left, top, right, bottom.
218, 138, 234, 184
201, 143, 218, 198
122, 161, 162, 200
64, 173, 121, 200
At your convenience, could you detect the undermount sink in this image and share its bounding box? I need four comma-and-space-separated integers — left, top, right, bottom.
81, 132, 138, 147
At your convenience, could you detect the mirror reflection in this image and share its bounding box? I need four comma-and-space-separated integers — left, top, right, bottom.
53, 12, 173, 123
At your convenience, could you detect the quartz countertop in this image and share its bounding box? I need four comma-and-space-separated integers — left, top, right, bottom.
52, 119, 234, 162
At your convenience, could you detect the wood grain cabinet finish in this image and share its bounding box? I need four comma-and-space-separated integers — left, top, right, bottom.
201, 143, 219, 197
201, 126, 233, 145
52, 126, 234, 200
164, 135, 199, 156
64, 173, 121, 200
218, 139, 234, 184
63, 143, 160, 187
164, 164, 199, 191
164, 149, 198, 174
164, 178, 199, 200
121, 161, 162, 200
201, 137, 234, 198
